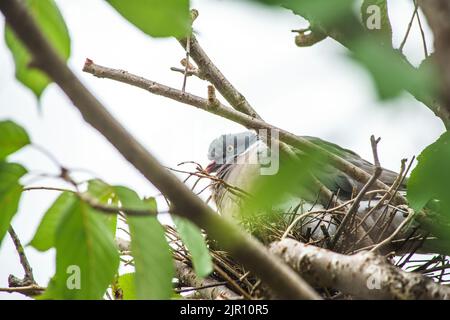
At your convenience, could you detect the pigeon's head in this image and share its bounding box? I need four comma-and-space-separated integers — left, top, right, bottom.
206, 131, 258, 173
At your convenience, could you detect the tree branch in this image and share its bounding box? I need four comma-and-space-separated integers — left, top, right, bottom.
8, 226, 35, 285
0, 0, 319, 300
270, 238, 450, 300
179, 35, 261, 119
82, 61, 403, 204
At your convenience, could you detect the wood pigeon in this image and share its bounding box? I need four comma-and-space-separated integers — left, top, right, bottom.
205, 131, 417, 252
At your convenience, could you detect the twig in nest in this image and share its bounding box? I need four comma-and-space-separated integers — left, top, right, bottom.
330, 135, 382, 249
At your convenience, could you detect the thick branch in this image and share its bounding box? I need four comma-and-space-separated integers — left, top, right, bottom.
0, 0, 319, 300
270, 238, 450, 300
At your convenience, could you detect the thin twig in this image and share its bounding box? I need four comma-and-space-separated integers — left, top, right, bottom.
8, 226, 35, 285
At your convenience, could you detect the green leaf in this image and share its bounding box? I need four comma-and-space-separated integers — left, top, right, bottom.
86, 179, 117, 236
42, 199, 120, 299
117, 273, 137, 300
408, 131, 450, 215
173, 216, 212, 278
0, 162, 27, 247
349, 37, 437, 100
243, 149, 327, 215
361, 0, 392, 45
29, 191, 77, 252
0, 120, 30, 160
250, 0, 354, 27
106, 0, 191, 38
114, 186, 174, 299
4, 0, 71, 99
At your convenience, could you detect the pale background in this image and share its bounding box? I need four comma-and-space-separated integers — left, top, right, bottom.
0, 0, 444, 299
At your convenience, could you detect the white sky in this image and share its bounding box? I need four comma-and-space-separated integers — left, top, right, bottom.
0, 0, 445, 299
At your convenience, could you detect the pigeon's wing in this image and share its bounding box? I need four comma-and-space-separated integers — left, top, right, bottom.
301, 136, 406, 196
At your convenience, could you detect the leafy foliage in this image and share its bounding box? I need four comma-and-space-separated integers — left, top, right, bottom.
361, 0, 392, 43
173, 216, 213, 278
87, 179, 118, 236
117, 273, 137, 300
0, 120, 30, 160
106, 0, 191, 38
29, 191, 77, 252
242, 150, 327, 215
408, 131, 450, 216
349, 37, 437, 100
4, 0, 70, 99
114, 186, 175, 299
0, 162, 27, 247
42, 199, 120, 299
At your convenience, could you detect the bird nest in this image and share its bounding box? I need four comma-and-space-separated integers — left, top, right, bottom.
162, 162, 450, 300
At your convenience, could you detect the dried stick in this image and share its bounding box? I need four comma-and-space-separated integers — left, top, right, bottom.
270, 238, 450, 300
330, 136, 382, 248
0, 0, 319, 300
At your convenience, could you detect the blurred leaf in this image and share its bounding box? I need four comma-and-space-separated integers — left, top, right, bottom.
243, 149, 326, 216
29, 191, 77, 252
0, 120, 30, 160
249, 0, 354, 27
0, 162, 26, 247
361, 0, 392, 45
4, 0, 71, 99
408, 131, 450, 215
117, 273, 137, 300
350, 37, 437, 100
114, 186, 174, 299
173, 216, 212, 278
42, 199, 120, 299
106, 0, 191, 38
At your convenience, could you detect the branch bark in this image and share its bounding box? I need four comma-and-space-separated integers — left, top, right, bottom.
270, 238, 450, 300
0, 0, 319, 300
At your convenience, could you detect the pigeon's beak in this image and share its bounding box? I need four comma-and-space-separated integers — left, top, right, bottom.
205, 160, 219, 174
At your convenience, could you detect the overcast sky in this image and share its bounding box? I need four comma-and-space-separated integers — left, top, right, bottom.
0, 0, 445, 299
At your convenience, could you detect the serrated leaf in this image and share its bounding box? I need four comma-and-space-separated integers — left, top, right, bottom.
0, 162, 27, 247
106, 0, 191, 38
173, 216, 212, 278
408, 131, 450, 215
0, 120, 30, 160
114, 186, 174, 299
117, 273, 137, 300
29, 191, 77, 252
4, 0, 71, 99
42, 199, 120, 299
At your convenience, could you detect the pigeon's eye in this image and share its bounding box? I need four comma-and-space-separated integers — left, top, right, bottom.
226, 145, 234, 153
